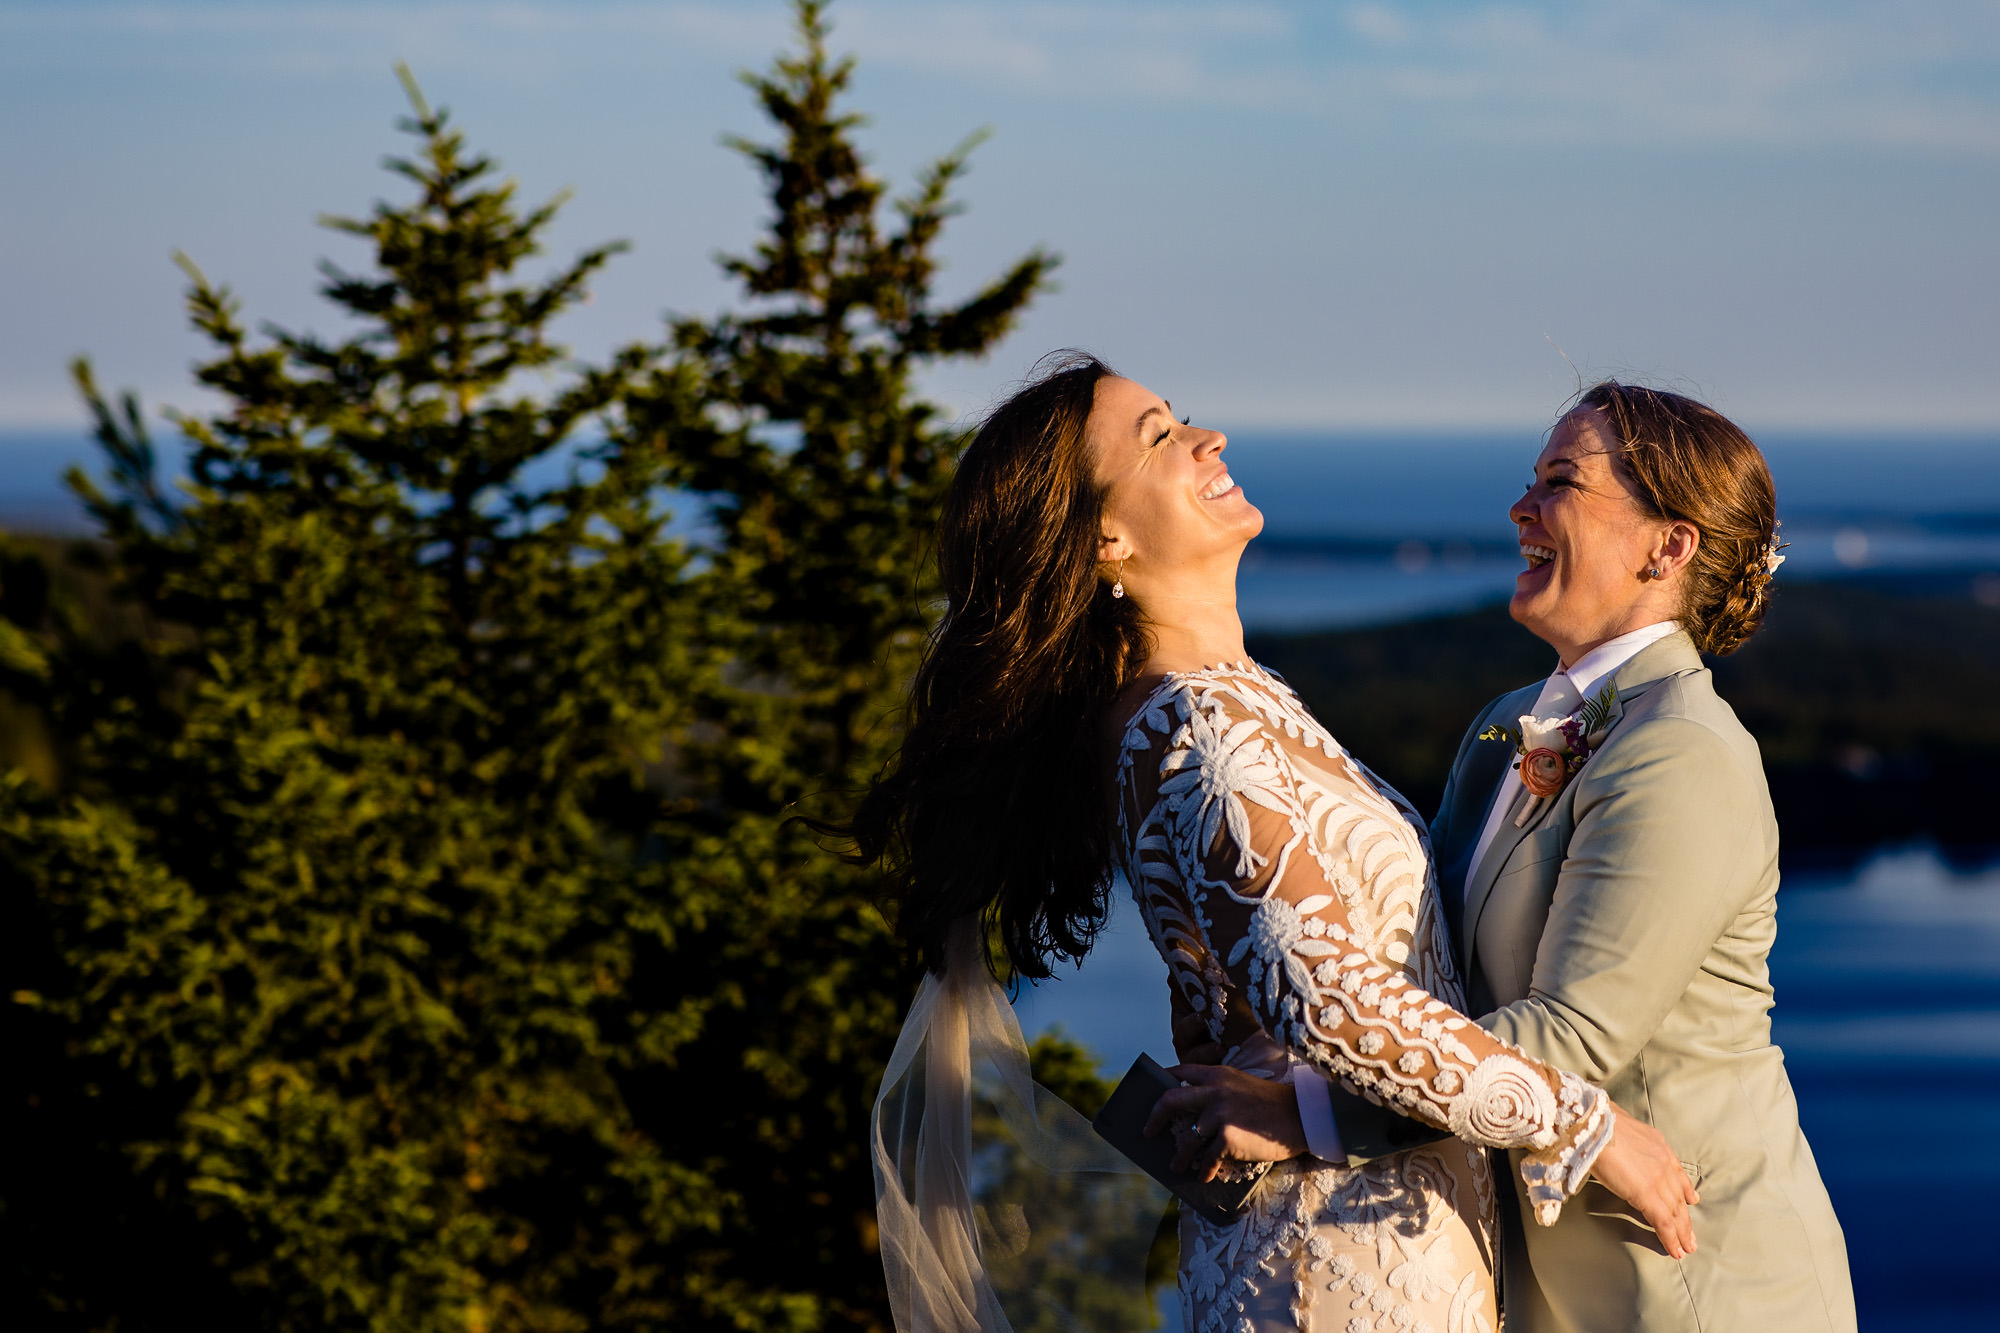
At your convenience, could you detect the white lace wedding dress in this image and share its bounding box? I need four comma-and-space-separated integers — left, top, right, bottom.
1114, 663, 1613, 1333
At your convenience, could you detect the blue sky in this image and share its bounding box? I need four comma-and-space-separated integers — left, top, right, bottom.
3, 0, 1997, 432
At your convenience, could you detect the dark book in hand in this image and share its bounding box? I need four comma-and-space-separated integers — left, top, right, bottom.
1090, 1053, 1264, 1225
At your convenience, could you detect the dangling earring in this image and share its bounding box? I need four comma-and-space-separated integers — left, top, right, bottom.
1112, 558, 1127, 599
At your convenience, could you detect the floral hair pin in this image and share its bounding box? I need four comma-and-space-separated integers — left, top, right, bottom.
1764, 520, 1788, 575
1746, 519, 1787, 609
1479, 680, 1618, 827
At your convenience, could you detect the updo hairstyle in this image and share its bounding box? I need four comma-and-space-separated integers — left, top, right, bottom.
1579, 381, 1779, 656
844, 352, 1151, 978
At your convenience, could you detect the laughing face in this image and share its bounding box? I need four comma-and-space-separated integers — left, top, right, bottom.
1510, 407, 1690, 664
1089, 376, 1263, 592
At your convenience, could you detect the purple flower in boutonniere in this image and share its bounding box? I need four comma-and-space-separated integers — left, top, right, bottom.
1479, 681, 1618, 827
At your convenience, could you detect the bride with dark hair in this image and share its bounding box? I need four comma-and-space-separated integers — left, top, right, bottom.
852, 354, 1695, 1333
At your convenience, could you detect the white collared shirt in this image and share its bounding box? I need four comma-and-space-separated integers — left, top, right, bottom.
1459, 619, 1682, 892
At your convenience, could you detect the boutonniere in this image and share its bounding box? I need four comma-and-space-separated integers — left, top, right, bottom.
1478, 681, 1618, 827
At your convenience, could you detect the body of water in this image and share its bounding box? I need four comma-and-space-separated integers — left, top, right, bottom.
1014, 845, 2000, 1330
1222, 429, 2000, 630
12, 427, 2000, 632
1235, 516, 2000, 631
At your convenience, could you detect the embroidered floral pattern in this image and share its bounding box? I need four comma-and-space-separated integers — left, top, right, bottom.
1118, 663, 1612, 1333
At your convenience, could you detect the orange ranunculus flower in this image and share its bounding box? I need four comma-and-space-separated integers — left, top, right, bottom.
1521, 747, 1569, 798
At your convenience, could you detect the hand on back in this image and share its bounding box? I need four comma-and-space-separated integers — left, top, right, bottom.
1591, 1105, 1700, 1259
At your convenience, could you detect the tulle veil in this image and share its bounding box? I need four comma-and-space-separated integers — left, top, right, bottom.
871, 919, 1173, 1333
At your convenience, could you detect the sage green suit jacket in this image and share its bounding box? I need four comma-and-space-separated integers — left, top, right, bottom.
1427, 630, 1855, 1333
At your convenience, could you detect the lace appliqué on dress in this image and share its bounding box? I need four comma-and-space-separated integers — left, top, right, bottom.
1118, 663, 1609, 1333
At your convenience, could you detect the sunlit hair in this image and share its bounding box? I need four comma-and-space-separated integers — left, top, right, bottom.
1579, 381, 1779, 656
845, 351, 1151, 978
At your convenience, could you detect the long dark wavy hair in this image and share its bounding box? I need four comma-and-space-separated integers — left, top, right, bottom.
845, 352, 1151, 978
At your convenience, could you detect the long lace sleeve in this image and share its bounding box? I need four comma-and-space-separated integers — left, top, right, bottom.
1117, 670, 1613, 1225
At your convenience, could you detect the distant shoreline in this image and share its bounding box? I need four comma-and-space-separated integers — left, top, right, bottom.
10, 425, 2000, 536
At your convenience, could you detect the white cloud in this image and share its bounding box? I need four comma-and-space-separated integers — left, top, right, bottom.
1347, 0, 2000, 152
835, 0, 2000, 152
0, 3, 789, 77
11, 2, 1996, 150
1345, 4, 1414, 45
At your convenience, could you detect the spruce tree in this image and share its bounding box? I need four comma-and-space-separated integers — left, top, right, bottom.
2, 3, 1084, 1329
618, 2, 1057, 1326
2, 67, 702, 1332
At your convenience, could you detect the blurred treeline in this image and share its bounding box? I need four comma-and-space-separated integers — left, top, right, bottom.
0, 5, 1105, 1331
1253, 579, 2000, 866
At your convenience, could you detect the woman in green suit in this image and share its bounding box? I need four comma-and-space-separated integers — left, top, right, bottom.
1174, 382, 1856, 1331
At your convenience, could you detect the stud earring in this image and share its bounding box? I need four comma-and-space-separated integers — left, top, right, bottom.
1646, 566, 1661, 580
1112, 557, 1127, 599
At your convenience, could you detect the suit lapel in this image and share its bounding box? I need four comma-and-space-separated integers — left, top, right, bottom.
1459, 763, 1556, 964
1436, 687, 1533, 961
1455, 629, 1705, 966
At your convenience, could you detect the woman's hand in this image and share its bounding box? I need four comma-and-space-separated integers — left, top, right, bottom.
1589, 1105, 1700, 1259
1142, 1063, 1309, 1182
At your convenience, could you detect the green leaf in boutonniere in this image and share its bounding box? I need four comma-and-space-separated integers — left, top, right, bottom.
1576, 681, 1617, 748
1492, 683, 1621, 829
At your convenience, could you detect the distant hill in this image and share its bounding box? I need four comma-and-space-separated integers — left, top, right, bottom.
1248, 580, 2000, 867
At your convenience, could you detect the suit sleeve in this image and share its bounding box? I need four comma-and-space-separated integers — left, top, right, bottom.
1477, 714, 1766, 1080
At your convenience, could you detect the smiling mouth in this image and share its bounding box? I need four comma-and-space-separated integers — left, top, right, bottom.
1200, 472, 1237, 501
1521, 543, 1555, 570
